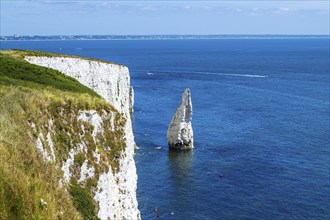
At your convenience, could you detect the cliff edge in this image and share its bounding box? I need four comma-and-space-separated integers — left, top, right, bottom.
0, 50, 140, 220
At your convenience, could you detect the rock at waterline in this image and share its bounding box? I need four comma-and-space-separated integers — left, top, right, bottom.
167, 88, 194, 150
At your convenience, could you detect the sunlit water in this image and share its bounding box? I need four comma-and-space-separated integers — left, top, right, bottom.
2, 38, 329, 219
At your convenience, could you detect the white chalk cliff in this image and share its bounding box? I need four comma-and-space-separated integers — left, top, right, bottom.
25, 56, 140, 220
167, 88, 194, 150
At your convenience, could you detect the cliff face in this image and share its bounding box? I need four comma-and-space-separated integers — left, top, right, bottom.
25, 56, 140, 220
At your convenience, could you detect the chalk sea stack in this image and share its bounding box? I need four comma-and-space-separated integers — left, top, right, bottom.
167, 88, 194, 150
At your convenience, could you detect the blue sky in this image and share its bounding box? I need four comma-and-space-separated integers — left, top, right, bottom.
1, 0, 329, 35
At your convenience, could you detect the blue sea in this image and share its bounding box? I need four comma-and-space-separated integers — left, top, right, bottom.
1, 38, 329, 219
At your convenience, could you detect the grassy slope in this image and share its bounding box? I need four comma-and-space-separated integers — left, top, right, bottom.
0, 50, 100, 97
0, 86, 83, 220
0, 50, 126, 219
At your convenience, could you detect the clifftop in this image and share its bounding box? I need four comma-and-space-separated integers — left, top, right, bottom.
0, 50, 100, 96
0, 50, 140, 220
2, 49, 125, 66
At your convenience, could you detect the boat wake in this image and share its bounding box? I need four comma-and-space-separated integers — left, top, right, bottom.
140, 70, 268, 78
200, 72, 268, 78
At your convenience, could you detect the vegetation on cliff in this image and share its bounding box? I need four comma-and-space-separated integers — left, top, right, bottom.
0, 50, 127, 219
6, 49, 124, 66
0, 50, 100, 97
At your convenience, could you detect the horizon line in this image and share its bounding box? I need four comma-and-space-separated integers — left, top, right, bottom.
1, 34, 330, 37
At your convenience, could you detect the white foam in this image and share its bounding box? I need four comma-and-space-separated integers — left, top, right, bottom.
140, 70, 268, 78
190, 71, 268, 78
211, 73, 268, 78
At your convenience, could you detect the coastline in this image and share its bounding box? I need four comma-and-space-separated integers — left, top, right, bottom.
1, 35, 329, 42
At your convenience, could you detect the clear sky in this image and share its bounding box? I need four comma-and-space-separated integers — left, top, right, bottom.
1, 0, 329, 36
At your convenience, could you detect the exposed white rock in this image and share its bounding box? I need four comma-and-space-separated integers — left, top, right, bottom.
78, 110, 103, 138
61, 139, 88, 183
26, 56, 140, 220
129, 86, 134, 113
46, 132, 56, 162
93, 147, 101, 164
31, 122, 37, 132
48, 118, 53, 127
25, 56, 133, 116
95, 154, 140, 220
167, 88, 194, 150
36, 132, 56, 162
95, 171, 120, 220
79, 160, 95, 183
62, 148, 76, 183
77, 142, 88, 154
109, 112, 115, 131
36, 133, 47, 159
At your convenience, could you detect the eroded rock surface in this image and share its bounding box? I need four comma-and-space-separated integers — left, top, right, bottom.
25, 56, 140, 220
167, 88, 193, 150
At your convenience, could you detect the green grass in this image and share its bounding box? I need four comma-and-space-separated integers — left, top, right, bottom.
69, 181, 99, 220
0, 51, 100, 97
0, 86, 83, 220
0, 50, 128, 219
74, 153, 86, 167
10, 49, 125, 66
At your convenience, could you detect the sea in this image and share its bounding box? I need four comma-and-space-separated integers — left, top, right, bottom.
1, 38, 329, 219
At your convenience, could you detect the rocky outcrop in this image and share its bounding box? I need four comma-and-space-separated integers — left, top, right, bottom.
129, 86, 134, 113
167, 88, 194, 150
25, 56, 140, 220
